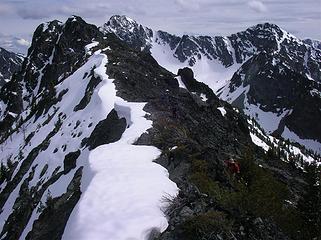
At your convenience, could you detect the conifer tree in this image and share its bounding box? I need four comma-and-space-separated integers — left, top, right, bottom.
297, 162, 321, 239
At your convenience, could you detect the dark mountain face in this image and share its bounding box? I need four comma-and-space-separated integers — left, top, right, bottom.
0, 16, 104, 138
102, 15, 321, 153
225, 51, 321, 143
101, 15, 154, 52
0, 15, 320, 240
0, 47, 23, 87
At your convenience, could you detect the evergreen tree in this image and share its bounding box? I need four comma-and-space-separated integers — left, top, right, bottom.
297, 162, 321, 239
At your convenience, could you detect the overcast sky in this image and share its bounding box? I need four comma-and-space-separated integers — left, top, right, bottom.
0, 0, 320, 53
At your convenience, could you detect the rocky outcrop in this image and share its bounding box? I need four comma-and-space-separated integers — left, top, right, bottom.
83, 109, 127, 150
0, 47, 23, 87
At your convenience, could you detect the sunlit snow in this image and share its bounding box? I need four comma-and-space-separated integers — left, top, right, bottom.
62, 51, 178, 240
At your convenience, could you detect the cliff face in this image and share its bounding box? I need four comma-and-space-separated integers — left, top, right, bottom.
0, 47, 23, 88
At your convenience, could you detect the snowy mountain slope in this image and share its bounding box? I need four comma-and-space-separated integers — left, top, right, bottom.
101, 15, 321, 153
101, 15, 242, 93
247, 117, 320, 166
0, 47, 23, 88
0, 17, 179, 240
218, 51, 321, 153
0, 15, 320, 240
0, 16, 254, 240
102, 16, 321, 83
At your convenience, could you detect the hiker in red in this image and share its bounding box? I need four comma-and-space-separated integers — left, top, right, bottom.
226, 159, 240, 174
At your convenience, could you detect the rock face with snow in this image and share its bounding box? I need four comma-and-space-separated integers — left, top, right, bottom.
102, 15, 321, 153
219, 50, 321, 150
0, 47, 23, 87
304, 38, 321, 51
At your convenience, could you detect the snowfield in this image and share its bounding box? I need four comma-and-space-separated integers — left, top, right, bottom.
150, 31, 241, 94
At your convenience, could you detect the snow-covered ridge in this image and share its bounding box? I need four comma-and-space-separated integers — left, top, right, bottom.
0, 42, 178, 239
63, 50, 178, 240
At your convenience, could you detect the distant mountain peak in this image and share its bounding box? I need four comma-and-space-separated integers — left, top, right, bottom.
104, 15, 141, 33
101, 15, 153, 51
304, 38, 321, 50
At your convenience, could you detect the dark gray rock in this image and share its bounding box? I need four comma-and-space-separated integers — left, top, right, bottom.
0, 47, 23, 87
84, 109, 127, 150
74, 67, 102, 111
63, 150, 81, 173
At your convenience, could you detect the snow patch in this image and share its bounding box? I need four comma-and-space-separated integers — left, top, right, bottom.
170, 146, 178, 151
282, 126, 321, 154
250, 133, 270, 151
85, 42, 99, 54
176, 76, 187, 90
217, 107, 227, 117
200, 93, 208, 102
244, 105, 290, 134
150, 35, 241, 94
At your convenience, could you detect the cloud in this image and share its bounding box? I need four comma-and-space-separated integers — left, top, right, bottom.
0, 0, 320, 47
247, 0, 267, 13
0, 33, 30, 54
16, 38, 30, 47
0, 3, 12, 15
17, 8, 51, 20
12, 0, 107, 20
175, 0, 201, 10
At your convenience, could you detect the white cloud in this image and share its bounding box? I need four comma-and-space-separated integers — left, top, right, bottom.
0, 33, 30, 54
16, 38, 30, 47
247, 0, 267, 13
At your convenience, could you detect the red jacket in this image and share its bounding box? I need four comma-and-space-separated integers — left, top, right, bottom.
226, 160, 240, 174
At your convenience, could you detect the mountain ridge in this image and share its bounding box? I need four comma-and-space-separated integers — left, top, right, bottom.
0, 15, 320, 240
101, 15, 321, 154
